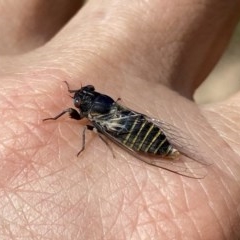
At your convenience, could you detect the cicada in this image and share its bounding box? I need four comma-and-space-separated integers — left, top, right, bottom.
43, 82, 209, 178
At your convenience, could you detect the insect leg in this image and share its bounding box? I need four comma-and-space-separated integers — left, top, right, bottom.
63, 81, 80, 93
77, 125, 116, 158
77, 125, 94, 157
97, 134, 116, 158
43, 108, 81, 121
115, 97, 121, 103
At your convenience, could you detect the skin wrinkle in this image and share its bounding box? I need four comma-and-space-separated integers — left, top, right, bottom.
127, 167, 158, 231
201, 181, 225, 236
14, 193, 45, 233
98, 179, 118, 236
213, 186, 232, 238
150, 186, 182, 236
158, 219, 181, 240
4, 191, 35, 237
0, 150, 36, 188
58, 126, 74, 153
172, 216, 198, 240
147, 182, 170, 219
219, 133, 240, 155
97, 197, 106, 238
209, 202, 226, 238
102, 199, 123, 238
220, 176, 240, 217
207, 109, 240, 157
139, 187, 161, 225
214, 111, 240, 135
221, 192, 238, 238
203, 109, 240, 180
113, 173, 140, 236
81, 159, 124, 236
175, 180, 209, 237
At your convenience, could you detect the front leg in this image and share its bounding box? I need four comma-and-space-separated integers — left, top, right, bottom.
43, 108, 82, 121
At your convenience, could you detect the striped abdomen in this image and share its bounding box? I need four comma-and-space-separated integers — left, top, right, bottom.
114, 114, 176, 157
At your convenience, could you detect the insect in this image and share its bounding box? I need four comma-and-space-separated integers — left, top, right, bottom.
43, 82, 209, 178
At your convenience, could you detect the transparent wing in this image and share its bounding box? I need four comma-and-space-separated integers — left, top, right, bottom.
93, 110, 210, 178
145, 116, 211, 165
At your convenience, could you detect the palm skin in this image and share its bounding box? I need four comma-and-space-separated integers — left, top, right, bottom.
0, 1, 240, 239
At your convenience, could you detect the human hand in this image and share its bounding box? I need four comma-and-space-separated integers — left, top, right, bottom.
0, 1, 240, 239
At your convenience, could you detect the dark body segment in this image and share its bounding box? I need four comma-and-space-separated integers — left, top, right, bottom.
96, 106, 174, 157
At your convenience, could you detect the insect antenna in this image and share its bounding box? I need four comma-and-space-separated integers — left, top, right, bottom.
63, 81, 79, 93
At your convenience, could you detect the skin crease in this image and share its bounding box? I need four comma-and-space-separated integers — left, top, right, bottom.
0, 0, 240, 239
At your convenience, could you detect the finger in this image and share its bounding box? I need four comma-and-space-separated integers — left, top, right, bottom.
24, 0, 239, 98
2, 0, 240, 98
0, 0, 84, 55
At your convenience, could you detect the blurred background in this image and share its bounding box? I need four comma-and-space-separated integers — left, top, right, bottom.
194, 22, 240, 104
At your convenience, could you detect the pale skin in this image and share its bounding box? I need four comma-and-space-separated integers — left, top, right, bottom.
0, 0, 240, 239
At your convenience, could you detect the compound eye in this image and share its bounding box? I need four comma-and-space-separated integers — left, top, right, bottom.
74, 97, 81, 108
